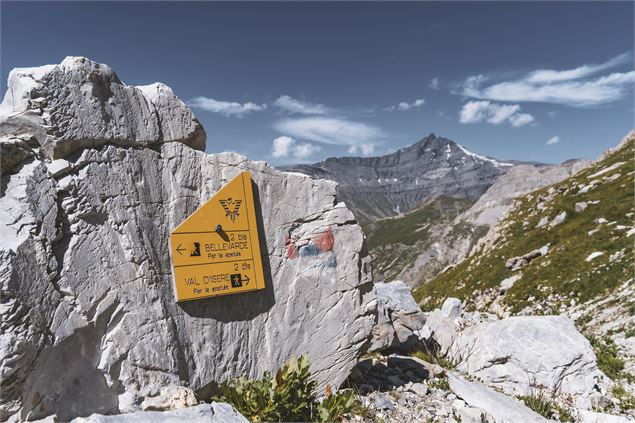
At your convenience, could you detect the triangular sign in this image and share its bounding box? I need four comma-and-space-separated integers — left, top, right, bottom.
169, 171, 266, 302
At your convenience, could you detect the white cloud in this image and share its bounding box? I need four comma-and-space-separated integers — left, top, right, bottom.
271, 136, 321, 159
384, 98, 425, 111
459, 101, 534, 127
460, 53, 635, 107
274, 116, 384, 148
509, 113, 535, 127
526, 53, 630, 83
293, 142, 321, 159
271, 136, 294, 157
348, 144, 375, 156
188, 97, 266, 117
429, 77, 440, 90
273, 95, 336, 115
546, 136, 560, 145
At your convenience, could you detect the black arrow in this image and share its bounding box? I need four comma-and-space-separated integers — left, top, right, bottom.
243, 275, 250, 286
176, 244, 186, 255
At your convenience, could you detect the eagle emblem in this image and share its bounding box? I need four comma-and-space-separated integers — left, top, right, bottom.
219, 198, 242, 222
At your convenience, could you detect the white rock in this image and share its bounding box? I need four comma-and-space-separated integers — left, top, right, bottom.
588, 162, 626, 179
45, 159, 72, 177
451, 399, 486, 423
576, 202, 589, 212
140, 386, 199, 411
448, 316, 605, 407
69, 403, 249, 423
549, 211, 567, 227
578, 410, 634, 423
408, 382, 429, 397
441, 297, 462, 320
500, 274, 522, 291
0, 59, 375, 422
536, 216, 550, 228
370, 281, 428, 350
586, 252, 605, 262
0, 57, 205, 161
448, 374, 549, 423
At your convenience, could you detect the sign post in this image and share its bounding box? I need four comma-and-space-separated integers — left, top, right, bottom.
169, 171, 266, 302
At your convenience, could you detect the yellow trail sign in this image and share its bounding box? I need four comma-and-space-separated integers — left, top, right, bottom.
170, 171, 266, 302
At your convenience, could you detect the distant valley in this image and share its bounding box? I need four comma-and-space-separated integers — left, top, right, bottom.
282, 133, 588, 287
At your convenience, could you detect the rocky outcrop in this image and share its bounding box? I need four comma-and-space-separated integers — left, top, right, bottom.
370, 281, 428, 351
459, 159, 590, 227
0, 56, 205, 167
69, 403, 248, 423
448, 374, 549, 423
0, 58, 375, 421
424, 300, 607, 409
505, 244, 549, 271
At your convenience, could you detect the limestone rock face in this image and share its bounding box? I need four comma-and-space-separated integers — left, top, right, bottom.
447, 315, 606, 408
370, 281, 427, 351
448, 374, 549, 423
0, 58, 375, 422
0, 56, 205, 164
69, 403, 249, 423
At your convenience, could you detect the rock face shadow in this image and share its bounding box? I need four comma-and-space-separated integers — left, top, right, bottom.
178, 180, 276, 322
345, 356, 433, 394
18, 319, 120, 421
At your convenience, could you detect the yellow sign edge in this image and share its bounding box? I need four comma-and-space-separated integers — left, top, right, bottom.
169, 171, 266, 302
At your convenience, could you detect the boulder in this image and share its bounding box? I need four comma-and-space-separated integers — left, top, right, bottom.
441, 297, 462, 320
448, 374, 549, 423
505, 245, 549, 271
549, 211, 567, 228
576, 202, 589, 212
69, 403, 248, 423
577, 410, 634, 423
140, 386, 199, 412
448, 315, 606, 408
0, 58, 375, 421
370, 281, 427, 351
0, 56, 205, 162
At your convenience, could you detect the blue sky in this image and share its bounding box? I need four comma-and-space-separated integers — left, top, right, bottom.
2, 1, 633, 165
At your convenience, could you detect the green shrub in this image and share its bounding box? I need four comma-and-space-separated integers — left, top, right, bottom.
410, 341, 456, 370
553, 404, 574, 422
517, 392, 554, 418
212, 355, 358, 422
589, 336, 625, 381
612, 384, 635, 411
428, 378, 450, 391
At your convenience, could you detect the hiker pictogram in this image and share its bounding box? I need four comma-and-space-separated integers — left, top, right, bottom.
190, 242, 201, 257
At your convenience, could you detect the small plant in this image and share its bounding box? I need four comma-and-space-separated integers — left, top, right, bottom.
517, 391, 554, 419
212, 355, 358, 422
588, 336, 625, 381
428, 377, 450, 391
411, 340, 457, 370
553, 403, 574, 422
612, 384, 635, 411
575, 313, 593, 328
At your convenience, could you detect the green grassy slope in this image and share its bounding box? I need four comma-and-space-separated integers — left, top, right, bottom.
363, 196, 475, 282
414, 138, 635, 315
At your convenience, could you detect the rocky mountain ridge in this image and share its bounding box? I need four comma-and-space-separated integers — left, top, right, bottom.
282, 133, 523, 224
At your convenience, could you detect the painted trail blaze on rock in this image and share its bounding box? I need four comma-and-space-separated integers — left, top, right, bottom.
169, 171, 266, 302
285, 226, 335, 260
